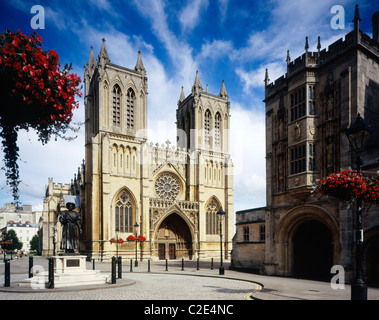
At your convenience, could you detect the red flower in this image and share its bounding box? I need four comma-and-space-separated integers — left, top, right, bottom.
127, 235, 136, 241
109, 237, 124, 244
314, 170, 379, 202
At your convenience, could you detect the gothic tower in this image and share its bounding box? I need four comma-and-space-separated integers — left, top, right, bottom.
176, 71, 234, 258
83, 39, 148, 257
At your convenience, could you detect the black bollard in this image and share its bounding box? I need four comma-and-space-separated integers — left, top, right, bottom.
92, 259, 95, 270
29, 256, 33, 278
165, 259, 168, 271
211, 258, 214, 270
4, 259, 10, 287
197, 258, 200, 270
117, 256, 122, 279
48, 257, 54, 289
111, 256, 116, 284
181, 258, 184, 271
148, 259, 150, 272
130, 259, 133, 272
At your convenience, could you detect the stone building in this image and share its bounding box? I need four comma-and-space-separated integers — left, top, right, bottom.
41, 40, 234, 261
232, 7, 379, 285
40, 176, 81, 256
1, 222, 39, 253
0, 203, 40, 229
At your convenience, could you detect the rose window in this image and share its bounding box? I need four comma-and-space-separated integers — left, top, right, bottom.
155, 174, 180, 200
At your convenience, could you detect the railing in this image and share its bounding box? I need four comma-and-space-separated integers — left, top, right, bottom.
149, 198, 199, 212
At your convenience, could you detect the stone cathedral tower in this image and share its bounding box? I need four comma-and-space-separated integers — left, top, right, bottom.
81, 39, 234, 261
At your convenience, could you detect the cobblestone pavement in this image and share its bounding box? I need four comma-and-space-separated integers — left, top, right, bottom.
1, 256, 379, 301
0, 273, 257, 300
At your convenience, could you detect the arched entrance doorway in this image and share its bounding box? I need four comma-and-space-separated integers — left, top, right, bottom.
293, 220, 333, 280
155, 213, 193, 260
365, 233, 379, 287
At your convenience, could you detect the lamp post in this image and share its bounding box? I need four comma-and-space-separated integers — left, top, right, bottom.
217, 208, 226, 275
134, 222, 139, 267
345, 113, 372, 300
52, 228, 57, 256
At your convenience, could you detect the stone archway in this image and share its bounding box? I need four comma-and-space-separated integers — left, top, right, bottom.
274, 205, 340, 277
154, 213, 193, 260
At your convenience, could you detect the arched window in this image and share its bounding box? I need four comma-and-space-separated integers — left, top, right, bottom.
126, 88, 135, 129
206, 198, 220, 235
215, 112, 221, 147
115, 190, 134, 233
204, 109, 211, 146
112, 85, 121, 126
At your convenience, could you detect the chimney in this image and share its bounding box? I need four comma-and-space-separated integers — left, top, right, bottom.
373, 11, 379, 42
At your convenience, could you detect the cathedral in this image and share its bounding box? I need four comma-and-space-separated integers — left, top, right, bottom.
41, 39, 234, 261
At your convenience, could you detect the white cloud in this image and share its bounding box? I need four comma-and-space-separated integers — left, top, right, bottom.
236, 61, 285, 92
198, 39, 234, 61
132, 0, 197, 77
230, 103, 266, 210
217, 0, 229, 22
179, 0, 209, 32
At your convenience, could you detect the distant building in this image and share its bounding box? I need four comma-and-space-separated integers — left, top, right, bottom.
0, 203, 42, 229
1, 222, 39, 253
232, 6, 379, 285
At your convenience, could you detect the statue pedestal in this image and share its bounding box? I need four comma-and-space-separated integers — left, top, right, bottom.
19, 255, 110, 289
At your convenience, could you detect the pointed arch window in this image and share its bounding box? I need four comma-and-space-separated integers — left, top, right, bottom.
215, 112, 221, 147
126, 88, 135, 129
206, 199, 220, 235
204, 109, 211, 146
115, 191, 134, 233
112, 85, 121, 126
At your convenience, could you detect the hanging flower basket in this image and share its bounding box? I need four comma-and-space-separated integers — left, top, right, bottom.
1, 240, 12, 247
0, 29, 82, 202
314, 170, 379, 202
109, 237, 124, 244
127, 235, 146, 242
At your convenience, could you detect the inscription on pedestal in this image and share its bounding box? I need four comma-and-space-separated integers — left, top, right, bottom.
66, 259, 80, 267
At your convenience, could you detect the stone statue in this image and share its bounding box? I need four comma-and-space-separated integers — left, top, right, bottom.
58, 202, 82, 254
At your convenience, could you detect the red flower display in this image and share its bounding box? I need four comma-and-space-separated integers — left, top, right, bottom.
314, 170, 379, 202
1, 240, 12, 246
0, 30, 82, 202
109, 237, 124, 244
127, 235, 146, 242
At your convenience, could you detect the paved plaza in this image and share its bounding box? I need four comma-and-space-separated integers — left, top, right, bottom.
1, 256, 379, 301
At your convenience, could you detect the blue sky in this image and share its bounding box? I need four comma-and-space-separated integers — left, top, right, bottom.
0, 0, 376, 212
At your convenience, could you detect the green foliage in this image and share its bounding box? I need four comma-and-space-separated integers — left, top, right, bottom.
30, 234, 39, 252
4, 229, 23, 251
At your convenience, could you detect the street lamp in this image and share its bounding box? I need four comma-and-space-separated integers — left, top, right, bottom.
52, 228, 57, 256
134, 222, 139, 267
217, 208, 226, 275
345, 113, 372, 300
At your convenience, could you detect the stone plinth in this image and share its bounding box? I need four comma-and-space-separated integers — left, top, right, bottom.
19, 255, 110, 289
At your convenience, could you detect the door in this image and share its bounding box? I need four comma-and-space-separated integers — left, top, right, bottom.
293, 220, 333, 280
158, 243, 165, 260
169, 243, 176, 260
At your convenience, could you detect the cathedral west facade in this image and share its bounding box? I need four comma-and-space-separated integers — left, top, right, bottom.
41, 39, 234, 261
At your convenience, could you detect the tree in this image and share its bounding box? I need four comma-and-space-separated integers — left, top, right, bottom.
4, 229, 23, 251
0, 30, 82, 203
30, 234, 39, 252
